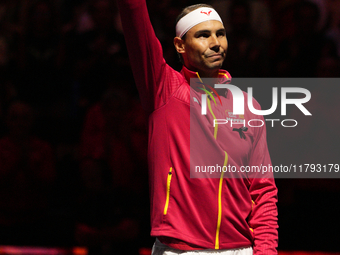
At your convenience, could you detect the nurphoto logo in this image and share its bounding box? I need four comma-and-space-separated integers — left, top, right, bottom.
199, 83, 312, 128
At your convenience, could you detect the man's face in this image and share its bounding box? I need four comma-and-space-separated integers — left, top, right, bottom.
178, 20, 228, 76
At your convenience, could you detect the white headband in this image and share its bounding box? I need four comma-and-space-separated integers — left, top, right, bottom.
176, 7, 223, 38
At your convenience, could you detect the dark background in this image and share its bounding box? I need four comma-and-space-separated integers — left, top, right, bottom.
0, 0, 339, 254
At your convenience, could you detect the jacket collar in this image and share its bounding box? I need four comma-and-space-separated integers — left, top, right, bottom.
180, 65, 232, 96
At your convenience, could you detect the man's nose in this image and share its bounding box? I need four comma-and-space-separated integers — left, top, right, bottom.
210, 34, 221, 51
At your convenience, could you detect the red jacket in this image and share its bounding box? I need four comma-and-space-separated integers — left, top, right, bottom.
117, 0, 278, 253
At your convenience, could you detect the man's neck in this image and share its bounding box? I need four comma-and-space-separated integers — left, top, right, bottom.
197, 69, 220, 79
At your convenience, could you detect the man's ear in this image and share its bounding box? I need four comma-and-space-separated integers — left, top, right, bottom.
174, 37, 185, 54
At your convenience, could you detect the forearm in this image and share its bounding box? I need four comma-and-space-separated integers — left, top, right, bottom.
117, 0, 166, 112
249, 178, 278, 254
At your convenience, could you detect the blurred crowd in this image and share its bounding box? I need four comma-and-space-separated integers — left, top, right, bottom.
0, 0, 339, 254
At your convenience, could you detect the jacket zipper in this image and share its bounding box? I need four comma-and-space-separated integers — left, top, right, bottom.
207, 96, 218, 139
163, 167, 173, 215
250, 200, 255, 232
215, 152, 228, 249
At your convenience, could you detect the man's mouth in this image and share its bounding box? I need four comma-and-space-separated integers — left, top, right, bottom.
207, 53, 224, 59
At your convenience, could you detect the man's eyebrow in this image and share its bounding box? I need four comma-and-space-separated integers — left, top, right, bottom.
194, 30, 211, 36
194, 28, 226, 36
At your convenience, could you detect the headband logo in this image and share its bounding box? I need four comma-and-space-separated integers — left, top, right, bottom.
200, 10, 212, 16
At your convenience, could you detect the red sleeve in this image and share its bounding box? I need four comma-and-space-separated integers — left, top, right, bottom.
247, 99, 279, 255
117, 0, 183, 114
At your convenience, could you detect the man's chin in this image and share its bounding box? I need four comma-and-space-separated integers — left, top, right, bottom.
207, 61, 224, 70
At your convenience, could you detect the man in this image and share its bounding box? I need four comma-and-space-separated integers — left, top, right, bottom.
117, 0, 278, 254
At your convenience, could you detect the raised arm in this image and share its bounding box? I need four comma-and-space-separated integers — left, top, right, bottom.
117, 0, 181, 114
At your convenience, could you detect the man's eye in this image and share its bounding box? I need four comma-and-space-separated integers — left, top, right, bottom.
217, 32, 225, 37
199, 33, 209, 38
